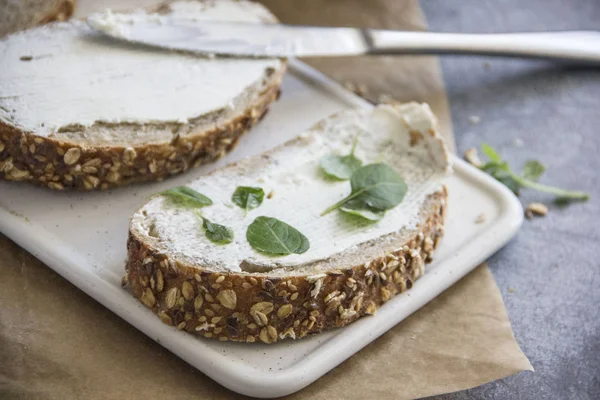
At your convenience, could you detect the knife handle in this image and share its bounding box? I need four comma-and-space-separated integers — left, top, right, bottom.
366, 30, 600, 63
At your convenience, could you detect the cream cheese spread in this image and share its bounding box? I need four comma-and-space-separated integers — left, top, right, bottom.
134, 104, 452, 272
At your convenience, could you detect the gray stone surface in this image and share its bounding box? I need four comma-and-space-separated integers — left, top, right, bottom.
420, 1, 600, 399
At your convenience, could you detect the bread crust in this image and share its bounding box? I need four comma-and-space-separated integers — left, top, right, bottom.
124, 187, 447, 343
0, 66, 285, 190
0, 0, 76, 38
39, 0, 76, 25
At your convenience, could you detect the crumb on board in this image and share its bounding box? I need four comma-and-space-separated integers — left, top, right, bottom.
525, 202, 548, 219
475, 213, 487, 224
508, 288, 516, 293
513, 138, 524, 147
8, 209, 30, 223
469, 115, 481, 125
343, 81, 369, 98
267, 191, 275, 199
343, 81, 356, 92
463, 147, 482, 168
377, 94, 396, 105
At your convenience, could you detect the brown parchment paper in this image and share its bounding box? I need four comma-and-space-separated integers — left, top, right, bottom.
0, 1, 532, 399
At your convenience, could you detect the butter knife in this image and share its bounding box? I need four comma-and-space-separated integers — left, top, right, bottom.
87, 13, 600, 63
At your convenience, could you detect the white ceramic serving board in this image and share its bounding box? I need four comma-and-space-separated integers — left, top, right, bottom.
0, 60, 523, 398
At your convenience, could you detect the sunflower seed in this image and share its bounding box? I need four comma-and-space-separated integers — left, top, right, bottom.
165, 287, 178, 309
216, 289, 237, 309
182, 281, 194, 300
277, 304, 293, 319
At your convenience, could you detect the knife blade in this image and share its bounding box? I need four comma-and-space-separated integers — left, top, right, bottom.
87, 12, 600, 63
87, 13, 369, 58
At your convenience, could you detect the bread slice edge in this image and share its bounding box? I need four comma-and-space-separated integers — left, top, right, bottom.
0, 0, 286, 190
0, 66, 284, 190
124, 102, 449, 343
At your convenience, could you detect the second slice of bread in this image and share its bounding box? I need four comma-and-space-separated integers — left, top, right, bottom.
0, 0, 285, 190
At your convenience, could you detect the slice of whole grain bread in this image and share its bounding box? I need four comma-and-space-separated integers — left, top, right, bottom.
0, 0, 286, 190
125, 103, 451, 343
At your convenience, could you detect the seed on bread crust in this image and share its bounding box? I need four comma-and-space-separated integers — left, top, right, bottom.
259, 326, 278, 344
155, 269, 164, 292
216, 290, 237, 309
277, 304, 293, 319
165, 287, 178, 309
140, 288, 156, 307
63, 148, 81, 165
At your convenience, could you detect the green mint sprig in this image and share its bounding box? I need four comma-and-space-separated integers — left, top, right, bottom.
480, 143, 589, 202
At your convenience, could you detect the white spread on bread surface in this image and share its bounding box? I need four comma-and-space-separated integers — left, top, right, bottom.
134, 104, 451, 272
0, 0, 280, 137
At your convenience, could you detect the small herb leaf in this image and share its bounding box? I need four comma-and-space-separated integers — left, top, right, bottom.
340, 202, 385, 222
320, 135, 362, 180
320, 154, 363, 180
321, 163, 407, 216
162, 186, 212, 207
232, 186, 265, 214
522, 160, 545, 181
195, 211, 233, 244
203, 218, 234, 244
246, 216, 309, 255
481, 143, 502, 163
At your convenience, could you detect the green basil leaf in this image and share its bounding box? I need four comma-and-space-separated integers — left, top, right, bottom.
320, 135, 363, 180
202, 217, 234, 245
481, 143, 502, 163
322, 163, 407, 216
246, 216, 309, 255
162, 186, 212, 207
340, 202, 384, 222
350, 163, 407, 210
231, 186, 264, 214
522, 160, 545, 181
320, 154, 363, 180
